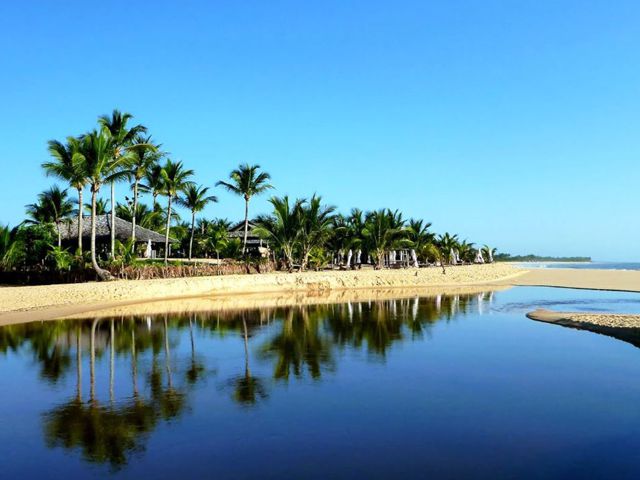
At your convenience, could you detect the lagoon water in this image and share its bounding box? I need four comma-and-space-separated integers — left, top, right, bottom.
2, 287, 640, 479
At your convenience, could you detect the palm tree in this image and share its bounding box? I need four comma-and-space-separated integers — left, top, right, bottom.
140, 164, 164, 208
254, 196, 304, 271
126, 135, 161, 243
176, 184, 217, 261
84, 197, 109, 215
217, 164, 273, 255
482, 245, 497, 263
159, 160, 194, 264
98, 110, 147, 258
78, 129, 116, 280
298, 195, 336, 270
43, 137, 86, 251
362, 209, 408, 269
25, 186, 74, 247
437, 232, 460, 265
115, 202, 163, 231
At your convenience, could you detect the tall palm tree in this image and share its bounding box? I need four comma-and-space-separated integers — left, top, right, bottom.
43, 137, 86, 251
176, 184, 217, 261
217, 164, 273, 255
98, 110, 147, 258
159, 160, 194, 264
25, 186, 74, 247
78, 129, 116, 280
126, 135, 161, 243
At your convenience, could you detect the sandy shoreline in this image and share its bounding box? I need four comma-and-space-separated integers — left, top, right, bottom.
509, 267, 640, 293
0, 264, 522, 324
527, 308, 640, 348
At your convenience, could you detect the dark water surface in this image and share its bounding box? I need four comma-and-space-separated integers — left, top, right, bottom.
2, 287, 640, 479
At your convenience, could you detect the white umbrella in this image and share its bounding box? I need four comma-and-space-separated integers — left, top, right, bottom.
411, 249, 419, 267
346, 249, 353, 268
144, 239, 152, 258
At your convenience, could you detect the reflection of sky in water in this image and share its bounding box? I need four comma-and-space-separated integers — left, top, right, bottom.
1, 287, 640, 478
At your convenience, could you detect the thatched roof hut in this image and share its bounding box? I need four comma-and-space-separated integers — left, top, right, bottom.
60, 215, 171, 244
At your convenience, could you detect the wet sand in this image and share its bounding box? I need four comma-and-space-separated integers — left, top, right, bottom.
0, 264, 522, 325
527, 308, 640, 348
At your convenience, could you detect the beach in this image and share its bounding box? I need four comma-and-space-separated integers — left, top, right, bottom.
0, 264, 521, 324
509, 267, 640, 292
4, 265, 640, 326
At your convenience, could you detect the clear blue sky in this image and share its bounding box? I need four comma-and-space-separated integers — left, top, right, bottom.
1, 1, 638, 260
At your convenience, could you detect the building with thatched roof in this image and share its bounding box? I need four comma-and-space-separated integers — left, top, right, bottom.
60, 215, 172, 258
228, 220, 269, 257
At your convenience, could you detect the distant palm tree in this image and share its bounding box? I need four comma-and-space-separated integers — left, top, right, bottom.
115, 202, 163, 231
176, 184, 217, 260
482, 245, 497, 263
25, 186, 74, 247
217, 164, 273, 255
43, 137, 86, 251
84, 197, 109, 216
159, 160, 194, 263
126, 135, 161, 243
140, 164, 164, 209
298, 195, 336, 270
98, 110, 147, 258
437, 233, 460, 265
362, 209, 408, 269
78, 129, 116, 280
254, 196, 304, 271
407, 219, 434, 252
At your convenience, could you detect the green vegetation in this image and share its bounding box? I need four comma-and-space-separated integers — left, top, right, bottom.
495, 254, 591, 262
2, 108, 500, 284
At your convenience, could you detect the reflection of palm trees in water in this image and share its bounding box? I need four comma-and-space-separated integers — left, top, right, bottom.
261, 307, 333, 380
3, 292, 497, 467
230, 317, 268, 406
42, 316, 191, 469
186, 316, 205, 384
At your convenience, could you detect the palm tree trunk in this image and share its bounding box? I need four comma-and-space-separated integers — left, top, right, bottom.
164, 196, 172, 264
132, 179, 139, 243
189, 212, 195, 261
77, 187, 83, 251
242, 198, 249, 256
56, 221, 62, 248
91, 186, 112, 280
110, 182, 116, 258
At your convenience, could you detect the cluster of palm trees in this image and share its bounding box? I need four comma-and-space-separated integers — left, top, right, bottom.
254, 200, 495, 272
3, 108, 498, 280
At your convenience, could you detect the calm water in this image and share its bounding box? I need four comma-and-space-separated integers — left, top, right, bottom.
2, 287, 640, 479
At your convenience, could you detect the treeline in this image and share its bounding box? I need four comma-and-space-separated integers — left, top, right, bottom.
495, 254, 591, 262
1, 109, 498, 282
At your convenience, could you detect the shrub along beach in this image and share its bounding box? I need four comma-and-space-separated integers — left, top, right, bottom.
1, 109, 501, 287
